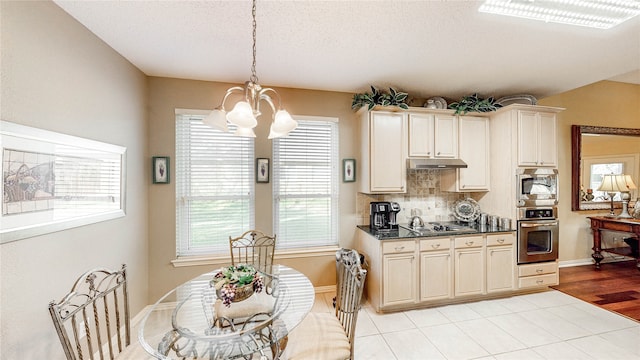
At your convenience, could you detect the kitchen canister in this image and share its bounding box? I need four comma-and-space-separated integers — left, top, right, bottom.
489, 215, 499, 228
479, 213, 488, 225
500, 217, 512, 230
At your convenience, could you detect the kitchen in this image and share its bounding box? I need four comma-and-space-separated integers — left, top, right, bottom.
355, 104, 563, 312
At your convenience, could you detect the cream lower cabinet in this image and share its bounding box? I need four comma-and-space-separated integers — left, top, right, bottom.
486, 233, 516, 293
358, 230, 529, 312
518, 261, 559, 289
382, 240, 417, 307
420, 238, 453, 301
454, 236, 485, 296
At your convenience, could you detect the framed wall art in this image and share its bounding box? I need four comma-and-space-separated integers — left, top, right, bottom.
256, 158, 269, 183
152, 156, 170, 184
343, 159, 356, 182
1, 121, 126, 244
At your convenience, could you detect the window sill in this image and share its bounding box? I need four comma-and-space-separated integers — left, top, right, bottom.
171, 245, 340, 268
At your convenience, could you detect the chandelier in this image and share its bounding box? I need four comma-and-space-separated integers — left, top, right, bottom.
203, 0, 297, 138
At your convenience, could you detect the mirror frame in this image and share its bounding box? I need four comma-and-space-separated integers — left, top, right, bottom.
571, 125, 640, 211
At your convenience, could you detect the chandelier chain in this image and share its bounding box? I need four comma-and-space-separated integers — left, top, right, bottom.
250, 0, 258, 84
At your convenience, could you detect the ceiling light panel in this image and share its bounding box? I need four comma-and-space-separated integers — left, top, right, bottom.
479, 0, 640, 29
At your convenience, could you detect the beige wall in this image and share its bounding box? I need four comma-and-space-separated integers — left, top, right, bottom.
538, 80, 640, 264
147, 77, 358, 301
0, 2, 148, 359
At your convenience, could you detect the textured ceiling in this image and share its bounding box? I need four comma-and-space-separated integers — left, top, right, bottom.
53, 0, 640, 103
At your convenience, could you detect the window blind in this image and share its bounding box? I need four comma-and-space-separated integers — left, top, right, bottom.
176, 114, 254, 257
273, 118, 338, 249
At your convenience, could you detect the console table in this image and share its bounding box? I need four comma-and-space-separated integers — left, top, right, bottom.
588, 216, 640, 271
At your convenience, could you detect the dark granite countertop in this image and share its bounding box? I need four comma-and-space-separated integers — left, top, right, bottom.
357, 221, 514, 240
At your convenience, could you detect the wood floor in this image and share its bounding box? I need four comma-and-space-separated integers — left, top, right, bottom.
551, 260, 640, 321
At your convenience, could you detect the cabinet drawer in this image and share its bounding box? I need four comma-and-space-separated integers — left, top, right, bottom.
420, 238, 450, 252
383, 240, 416, 254
518, 262, 558, 277
486, 233, 514, 247
518, 273, 559, 289
454, 236, 483, 249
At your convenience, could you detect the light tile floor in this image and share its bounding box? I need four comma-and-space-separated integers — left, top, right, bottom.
312, 290, 640, 360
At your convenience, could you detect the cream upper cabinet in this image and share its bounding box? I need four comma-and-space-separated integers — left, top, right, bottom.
442, 116, 490, 192
486, 234, 515, 293
408, 112, 457, 158
360, 110, 407, 193
517, 110, 557, 167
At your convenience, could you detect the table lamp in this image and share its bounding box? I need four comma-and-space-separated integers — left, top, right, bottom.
597, 174, 626, 217
618, 174, 637, 218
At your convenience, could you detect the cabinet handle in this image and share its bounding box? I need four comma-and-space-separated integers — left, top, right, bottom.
536, 279, 544, 284
431, 243, 440, 249
427, 151, 431, 155
395, 246, 405, 252
465, 240, 474, 246
437, 152, 441, 155
497, 238, 505, 244
536, 268, 543, 274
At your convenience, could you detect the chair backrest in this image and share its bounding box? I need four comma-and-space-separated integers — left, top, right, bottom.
229, 230, 276, 274
49, 264, 130, 360
334, 249, 367, 360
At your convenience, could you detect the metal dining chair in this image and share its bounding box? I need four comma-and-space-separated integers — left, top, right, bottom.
49, 264, 131, 360
285, 248, 367, 360
229, 230, 276, 275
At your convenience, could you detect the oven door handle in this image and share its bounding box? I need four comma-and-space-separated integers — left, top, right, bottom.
520, 222, 558, 228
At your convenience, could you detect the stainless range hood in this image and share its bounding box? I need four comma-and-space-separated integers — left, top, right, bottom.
407, 158, 468, 169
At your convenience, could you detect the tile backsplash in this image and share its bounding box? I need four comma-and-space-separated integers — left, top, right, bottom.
356, 169, 470, 226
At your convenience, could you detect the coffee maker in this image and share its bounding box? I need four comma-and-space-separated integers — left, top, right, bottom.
370, 201, 401, 230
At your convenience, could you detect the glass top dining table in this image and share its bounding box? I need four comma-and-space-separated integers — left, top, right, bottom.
138, 265, 315, 359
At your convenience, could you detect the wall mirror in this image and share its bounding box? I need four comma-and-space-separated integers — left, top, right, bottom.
571, 125, 640, 211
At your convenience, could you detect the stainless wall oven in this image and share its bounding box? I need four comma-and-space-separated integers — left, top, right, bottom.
517, 207, 559, 264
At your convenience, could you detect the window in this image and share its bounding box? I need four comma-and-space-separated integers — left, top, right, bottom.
176, 112, 254, 257
273, 117, 339, 249
583, 154, 639, 201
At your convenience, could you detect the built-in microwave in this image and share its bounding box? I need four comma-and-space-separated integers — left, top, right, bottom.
516, 168, 558, 207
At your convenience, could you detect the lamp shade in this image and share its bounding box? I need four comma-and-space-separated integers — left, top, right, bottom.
226, 101, 258, 128
268, 110, 298, 139
202, 108, 229, 132
233, 126, 256, 138
598, 174, 628, 192
622, 174, 637, 190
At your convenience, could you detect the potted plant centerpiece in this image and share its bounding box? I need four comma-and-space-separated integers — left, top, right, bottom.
211, 264, 264, 306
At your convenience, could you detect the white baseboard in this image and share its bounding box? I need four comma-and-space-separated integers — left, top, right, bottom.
558, 258, 593, 267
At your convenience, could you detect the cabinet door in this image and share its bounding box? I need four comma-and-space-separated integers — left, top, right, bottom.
420, 251, 453, 301
408, 113, 434, 157
487, 245, 515, 293
458, 116, 489, 191
383, 253, 416, 306
434, 114, 457, 158
517, 111, 539, 166
370, 112, 406, 192
454, 247, 485, 296
537, 112, 557, 167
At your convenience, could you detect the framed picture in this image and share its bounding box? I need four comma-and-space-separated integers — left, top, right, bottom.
256, 158, 269, 183
152, 156, 170, 184
1, 121, 126, 244
343, 159, 356, 182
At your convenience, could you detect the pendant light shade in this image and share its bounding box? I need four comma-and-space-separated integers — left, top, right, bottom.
226, 101, 258, 128
202, 108, 229, 132
203, 0, 297, 138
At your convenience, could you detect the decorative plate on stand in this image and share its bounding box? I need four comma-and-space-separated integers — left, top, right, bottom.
453, 198, 480, 222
